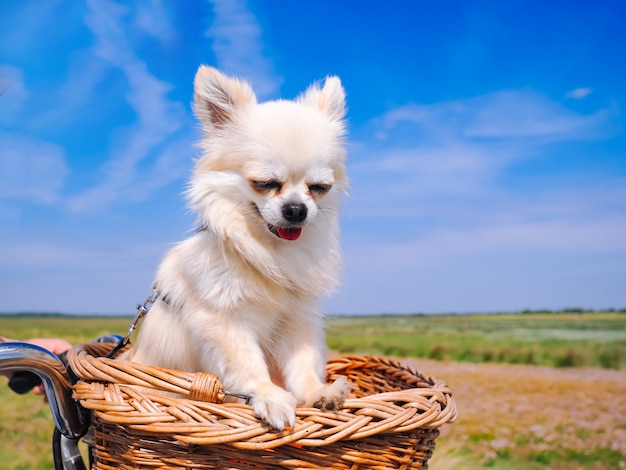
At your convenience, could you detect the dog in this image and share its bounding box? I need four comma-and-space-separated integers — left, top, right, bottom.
122, 66, 350, 430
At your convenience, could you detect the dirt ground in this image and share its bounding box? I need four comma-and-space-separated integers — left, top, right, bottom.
398, 358, 626, 469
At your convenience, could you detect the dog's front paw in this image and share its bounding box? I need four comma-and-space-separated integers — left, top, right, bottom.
251, 383, 298, 431
308, 377, 351, 412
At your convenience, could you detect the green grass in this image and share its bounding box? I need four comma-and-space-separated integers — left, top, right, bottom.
326, 311, 626, 369
528, 448, 626, 467
0, 314, 133, 345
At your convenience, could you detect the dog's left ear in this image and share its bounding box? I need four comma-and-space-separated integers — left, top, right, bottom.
193, 66, 257, 130
299, 76, 346, 122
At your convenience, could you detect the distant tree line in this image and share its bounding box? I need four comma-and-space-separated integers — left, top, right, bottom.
520, 308, 626, 314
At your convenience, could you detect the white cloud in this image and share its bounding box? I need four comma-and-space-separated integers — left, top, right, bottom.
134, 0, 177, 44
67, 0, 192, 212
345, 142, 508, 221
374, 89, 614, 142
463, 90, 610, 139
206, 0, 283, 98
566, 87, 593, 99
346, 176, 626, 255
68, 133, 192, 213
0, 132, 69, 204
347, 89, 618, 219
421, 214, 626, 259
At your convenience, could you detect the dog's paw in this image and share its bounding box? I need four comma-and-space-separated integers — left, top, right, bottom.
251, 383, 298, 431
309, 377, 351, 412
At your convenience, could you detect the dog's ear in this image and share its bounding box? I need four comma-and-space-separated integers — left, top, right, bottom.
299, 76, 346, 121
193, 66, 257, 129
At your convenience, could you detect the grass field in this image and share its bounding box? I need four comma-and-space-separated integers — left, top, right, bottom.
1, 312, 625, 469
326, 312, 626, 370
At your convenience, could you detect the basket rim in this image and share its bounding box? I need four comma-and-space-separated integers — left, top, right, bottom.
68, 342, 457, 449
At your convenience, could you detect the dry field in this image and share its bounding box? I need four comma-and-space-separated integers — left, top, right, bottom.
409, 358, 626, 469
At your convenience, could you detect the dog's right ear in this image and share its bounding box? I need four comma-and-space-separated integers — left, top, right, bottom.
193, 66, 257, 129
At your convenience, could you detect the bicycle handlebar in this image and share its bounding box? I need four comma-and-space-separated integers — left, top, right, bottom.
0, 342, 86, 439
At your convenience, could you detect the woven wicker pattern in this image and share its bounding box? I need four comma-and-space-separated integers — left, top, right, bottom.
68, 343, 457, 469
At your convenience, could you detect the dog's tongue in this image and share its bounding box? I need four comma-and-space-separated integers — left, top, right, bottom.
277, 227, 302, 240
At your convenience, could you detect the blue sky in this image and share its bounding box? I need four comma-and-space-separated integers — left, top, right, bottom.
1, 0, 625, 315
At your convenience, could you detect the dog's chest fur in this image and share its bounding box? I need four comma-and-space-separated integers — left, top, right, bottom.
154, 222, 340, 314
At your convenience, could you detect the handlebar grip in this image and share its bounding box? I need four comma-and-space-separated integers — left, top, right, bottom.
7, 350, 68, 394
8, 371, 42, 394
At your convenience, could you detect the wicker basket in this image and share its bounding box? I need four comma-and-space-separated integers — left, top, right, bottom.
67, 343, 456, 469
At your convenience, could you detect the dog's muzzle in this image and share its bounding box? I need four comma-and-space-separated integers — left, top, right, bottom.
252, 202, 305, 241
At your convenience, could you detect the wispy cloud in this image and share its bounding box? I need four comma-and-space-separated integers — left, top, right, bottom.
374, 89, 614, 142
205, 0, 282, 98
354, 89, 617, 190
336, 209, 626, 314
566, 87, 593, 99
67, 0, 192, 212
345, 211, 626, 278
0, 132, 69, 205
463, 90, 611, 139
346, 88, 623, 253
357, 90, 615, 221
134, 0, 177, 44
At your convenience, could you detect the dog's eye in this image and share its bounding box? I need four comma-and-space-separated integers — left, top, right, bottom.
308, 183, 331, 196
251, 180, 283, 193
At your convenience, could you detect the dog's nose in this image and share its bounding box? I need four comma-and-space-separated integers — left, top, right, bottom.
282, 202, 307, 223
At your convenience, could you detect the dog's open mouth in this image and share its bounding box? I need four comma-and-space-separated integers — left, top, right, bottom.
252, 203, 303, 241
268, 224, 302, 241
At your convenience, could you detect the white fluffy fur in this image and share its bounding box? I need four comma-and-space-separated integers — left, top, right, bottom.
122, 66, 350, 430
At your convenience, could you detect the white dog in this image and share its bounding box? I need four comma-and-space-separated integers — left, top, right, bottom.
122, 66, 350, 430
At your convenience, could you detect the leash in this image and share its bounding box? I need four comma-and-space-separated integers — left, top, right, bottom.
105, 288, 159, 358
104, 285, 253, 404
